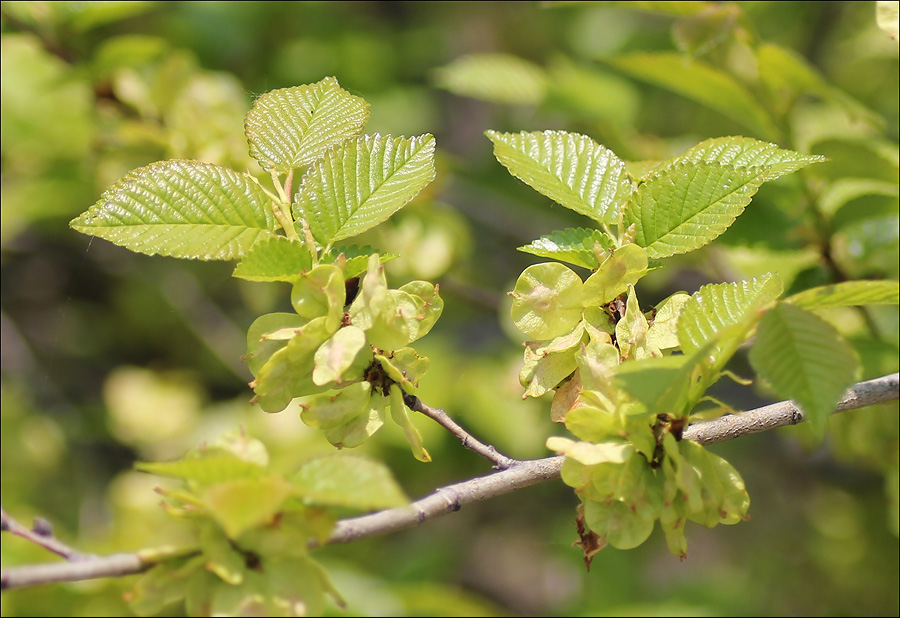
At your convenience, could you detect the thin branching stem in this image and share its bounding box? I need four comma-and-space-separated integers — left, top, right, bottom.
2, 372, 897, 590
402, 392, 517, 469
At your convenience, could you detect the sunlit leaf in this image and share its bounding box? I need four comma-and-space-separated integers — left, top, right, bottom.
244, 77, 370, 173
294, 133, 436, 246
312, 326, 367, 386
301, 382, 372, 430
389, 383, 431, 462
70, 160, 276, 260
233, 236, 314, 282
517, 227, 615, 270
678, 273, 782, 370
583, 498, 655, 550
486, 130, 632, 225
136, 456, 265, 485
749, 303, 859, 433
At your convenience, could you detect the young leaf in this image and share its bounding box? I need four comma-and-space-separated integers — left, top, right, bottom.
300, 382, 372, 430
674, 136, 827, 175
678, 273, 783, 364
517, 228, 615, 270
233, 236, 314, 282
70, 160, 276, 260
626, 161, 804, 260
136, 456, 265, 485
312, 325, 367, 386
749, 303, 859, 433
290, 453, 409, 510
785, 280, 900, 310
432, 53, 548, 105
294, 134, 436, 246
486, 130, 632, 225
244, 77, 370, 173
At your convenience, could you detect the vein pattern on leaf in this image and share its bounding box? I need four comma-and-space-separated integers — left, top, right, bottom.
70, 160, 275, 260
294, 134, 436, 245
749, 303, 858, 431
244, 77, 370, 173
676, 136, 826, 173
628, 162, 773, 259
486, 130, 631, 225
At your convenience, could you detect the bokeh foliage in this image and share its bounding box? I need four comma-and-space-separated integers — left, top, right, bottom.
1, 1, 897, 616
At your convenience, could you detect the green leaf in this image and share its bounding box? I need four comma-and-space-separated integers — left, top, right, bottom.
625, 145, 819, 259
323, 398, 387, 449
603, 52, 777, 138
291, 453, 408, 510
486, 130, 632, 225
675, 136, 827, 174
678, 273, 783, 367
517, 227, 615, 270
786, 280, 900, 309
431, 53, 548, 105
521, 343, 579, 398
294, 134, 436, 246
244, 77, 370, 173
582, 243, 649, 305
376, 348, 430, 394
136, 456, 265, 485
615, 353, 699, 418
546, 437, 633, 465
510, 262, 584, 340
615, 285, 659, 361
672, 4, 738, 56
70, 160, 276, 260
749, 303, 859, 433
233, 236, 314, 282
204, 476, 293, 539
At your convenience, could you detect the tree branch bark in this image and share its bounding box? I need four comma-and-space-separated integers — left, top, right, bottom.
2, 372, 897, 590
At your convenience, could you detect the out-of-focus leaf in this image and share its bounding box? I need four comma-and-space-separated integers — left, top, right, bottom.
604, 52, 777, 138
786, 280, 899, 309
432, 53, 548, 105
749, 303, 859, 434
204, 476, 293, 539
291, 453, 409, 510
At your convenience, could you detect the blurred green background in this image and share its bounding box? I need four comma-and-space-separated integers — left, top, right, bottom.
1, 1, 898, 616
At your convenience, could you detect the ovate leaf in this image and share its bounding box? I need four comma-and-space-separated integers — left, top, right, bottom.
749, 303, 859, 433
675, 136, 826, 175
70, 160, 276, 260
678, 273, 783, 367
136, 456, 265, 485
432, 53, 548, 105
244, 77, 370, 173
626, 161, 804, 259
312, 326, 367, 386
517, 227, 615, 270
486, 130, 632, 225
291, 453, 409, 510
294, 134, 436, 245
233, 236, 313, 282
786, 280, 899, 310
